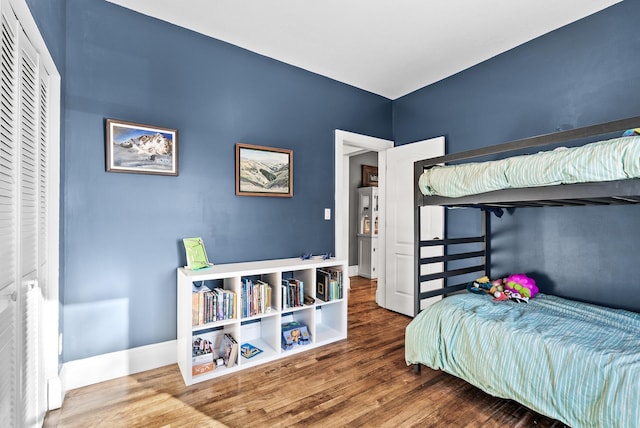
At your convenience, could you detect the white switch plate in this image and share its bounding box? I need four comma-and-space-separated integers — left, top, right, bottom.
324, 208, 331, 220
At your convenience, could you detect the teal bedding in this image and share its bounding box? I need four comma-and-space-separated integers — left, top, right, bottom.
405, 293, 640, 427
418, 135, 640, 197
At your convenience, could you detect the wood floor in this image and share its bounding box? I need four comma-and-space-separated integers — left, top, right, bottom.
44, 277, 566, 428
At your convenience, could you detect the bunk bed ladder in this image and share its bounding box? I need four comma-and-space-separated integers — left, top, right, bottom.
414, 205, 490, 317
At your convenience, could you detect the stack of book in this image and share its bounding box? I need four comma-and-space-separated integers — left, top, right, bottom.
281, 278, 304, 309
241, 278, 273, 318
316, 266, 344, 302
192, 285, 237, 326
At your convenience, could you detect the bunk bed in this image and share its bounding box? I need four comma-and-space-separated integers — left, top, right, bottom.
405, 116, 640, 427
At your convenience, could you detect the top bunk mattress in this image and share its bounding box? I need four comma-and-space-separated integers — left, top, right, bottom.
418, 135, 640, 198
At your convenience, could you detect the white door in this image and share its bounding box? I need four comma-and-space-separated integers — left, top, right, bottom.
0, 3, 54, 425
384, 137, 444, 316
0, 9, 19, 426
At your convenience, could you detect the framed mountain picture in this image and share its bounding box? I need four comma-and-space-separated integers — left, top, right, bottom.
235, 143, 293, 197
105, 118, 179, 176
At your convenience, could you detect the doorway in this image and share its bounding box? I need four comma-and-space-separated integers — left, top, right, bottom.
335, 131, 445, 316
334, 130, 393, 306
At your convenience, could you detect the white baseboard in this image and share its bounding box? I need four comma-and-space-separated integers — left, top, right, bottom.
348, 265, 358, 277
47, 376, 63, 410
61, 340, 177, 393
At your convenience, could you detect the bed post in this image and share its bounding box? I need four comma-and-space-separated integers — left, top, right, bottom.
482, 210, 490, 279
414, 160, 423, 318
413, 160, 424, 375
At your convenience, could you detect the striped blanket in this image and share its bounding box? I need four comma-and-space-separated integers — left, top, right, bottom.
418, 135, 640, 197
405, 293, 640, 427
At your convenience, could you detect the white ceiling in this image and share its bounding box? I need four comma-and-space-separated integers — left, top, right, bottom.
106, 0, 620, 100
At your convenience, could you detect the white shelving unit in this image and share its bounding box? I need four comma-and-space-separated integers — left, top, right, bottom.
357, 187, 378, 279
177, 257, 348, 385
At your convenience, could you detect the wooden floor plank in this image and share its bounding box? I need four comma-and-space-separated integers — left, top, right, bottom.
44, 277, 566, 427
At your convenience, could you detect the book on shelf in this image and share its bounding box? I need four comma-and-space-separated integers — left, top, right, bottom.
316, 266, 343, 301
240, 342, 263, 359
241, 278, 272, 318
183, 237, 214, 270
326, 265, 344, 300
281, 278, 304, 309
281, 321, 311, 350
192, 282, 212, 325
316, 269, 330, 302
192, 284, 237, 326
220, 333, 238, 368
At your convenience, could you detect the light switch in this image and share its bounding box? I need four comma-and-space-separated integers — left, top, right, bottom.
324, 208, 331, 220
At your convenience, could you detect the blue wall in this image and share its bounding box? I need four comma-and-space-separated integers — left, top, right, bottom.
27, 0, 640, 363
393, 1, 640, 312
26, 0, 66, 72
58, 0, 391, 361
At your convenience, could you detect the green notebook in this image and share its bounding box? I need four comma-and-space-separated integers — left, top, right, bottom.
183, 237, 212, 270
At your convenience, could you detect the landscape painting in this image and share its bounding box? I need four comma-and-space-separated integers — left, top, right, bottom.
106, 119, 179, 176
236, 143, 293, 197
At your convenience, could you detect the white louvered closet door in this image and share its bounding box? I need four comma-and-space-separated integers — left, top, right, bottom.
0, 6, 19, 428
0, 1, 51, 426
19, 21, 46, 428
36, 53, 49, 428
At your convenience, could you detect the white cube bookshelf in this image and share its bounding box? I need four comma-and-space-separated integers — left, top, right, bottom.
177, 257, 348, 385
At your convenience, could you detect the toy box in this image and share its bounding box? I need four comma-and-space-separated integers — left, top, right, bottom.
281, 321, 311, 350
192, 335, 216, 376
191, 353, 214, 376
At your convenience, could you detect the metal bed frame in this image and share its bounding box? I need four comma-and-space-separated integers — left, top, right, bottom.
413, 115, 640, 317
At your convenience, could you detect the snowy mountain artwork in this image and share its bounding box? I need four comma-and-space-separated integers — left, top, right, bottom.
106, 119, 179, 176
236, 143, 292, 197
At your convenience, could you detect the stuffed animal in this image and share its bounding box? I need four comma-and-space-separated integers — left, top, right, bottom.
622, 128, 640, 137
467, 276, 492, 294
492, 290, 509, 301
467, 276, 506, 296
504, 274, 538, 299
489, 278, 505, 295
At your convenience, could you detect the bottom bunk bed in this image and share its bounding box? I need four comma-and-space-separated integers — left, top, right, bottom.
405, 292, 640, 427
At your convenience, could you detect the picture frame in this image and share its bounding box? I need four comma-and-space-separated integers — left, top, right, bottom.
236, 143, 293, 197
362, 165, 378, 187
105, 118, 178, 176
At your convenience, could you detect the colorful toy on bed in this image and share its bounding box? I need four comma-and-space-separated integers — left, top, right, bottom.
467, 276, 506, 294
467, 274, 538, 303
504, 274, 538, 299
492, 288, 531, 303
622, 128, 640, 136
466, 276, 492, 294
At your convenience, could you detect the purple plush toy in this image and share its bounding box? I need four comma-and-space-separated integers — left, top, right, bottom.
504, 274, 538, 299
